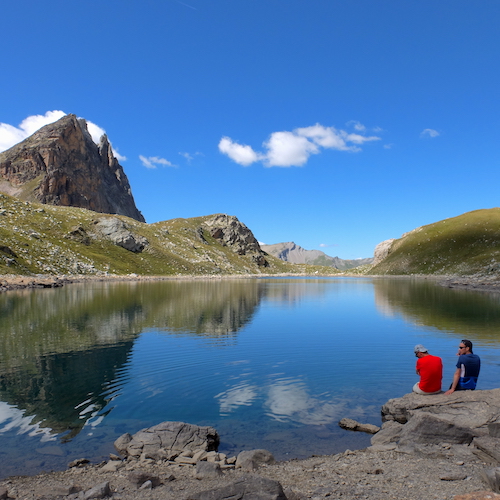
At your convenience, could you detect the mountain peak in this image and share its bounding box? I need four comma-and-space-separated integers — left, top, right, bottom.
0, 114, 144, 222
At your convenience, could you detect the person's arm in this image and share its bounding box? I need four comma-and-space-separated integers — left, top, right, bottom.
444, 368, 460, 395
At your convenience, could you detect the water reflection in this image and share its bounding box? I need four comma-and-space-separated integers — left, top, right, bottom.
0, 277, 499, 479
373, 277, 500, 342
216, 376, 368, 426
0, 279, 286, 443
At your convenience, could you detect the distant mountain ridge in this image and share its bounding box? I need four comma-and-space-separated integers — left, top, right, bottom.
0, 114, 144, 222
261, 242, 373, 270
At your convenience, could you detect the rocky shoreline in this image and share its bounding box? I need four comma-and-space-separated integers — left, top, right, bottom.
1, 273, 500, 294
2, 390, 499, 500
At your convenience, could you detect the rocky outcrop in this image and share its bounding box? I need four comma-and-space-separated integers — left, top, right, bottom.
372, 238, 395, 265
94, 217, 148, 253
0, 114, 144, 222
371, 389, 500, 461
203, 214, 269, 267
381, 388, 500, 429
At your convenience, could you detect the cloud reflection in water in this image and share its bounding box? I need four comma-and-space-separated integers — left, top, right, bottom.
216, 377, 353, 426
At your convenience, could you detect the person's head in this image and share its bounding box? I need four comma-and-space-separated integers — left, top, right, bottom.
459, 339, 473, 354
414, 344, 428, 357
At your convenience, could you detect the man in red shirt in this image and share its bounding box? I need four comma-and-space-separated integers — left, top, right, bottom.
412, 344, 443, 395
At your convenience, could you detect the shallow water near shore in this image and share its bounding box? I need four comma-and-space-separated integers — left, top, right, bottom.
0, 276, 499, 479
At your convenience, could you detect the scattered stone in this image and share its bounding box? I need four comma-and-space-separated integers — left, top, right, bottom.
440, 473, 468, 481
195, 462, 223, 480
339, 417, 380, 434
453, 493, 500, 500
473, 437, 500, 463
127, 471, 162, 488
101, 460, 123, 472
189, 474, 287, 500
0, 487, 8, 500
83, 481, 110, 500
481, 467, 500, 493
236, 449, 276, 471
68, 458, 90, 468
138, 480, 152, 490
38, 484, 81, 497
193, 450, 208, 462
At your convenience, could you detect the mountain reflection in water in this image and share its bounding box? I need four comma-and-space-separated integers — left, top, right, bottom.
0, 277, 498, 478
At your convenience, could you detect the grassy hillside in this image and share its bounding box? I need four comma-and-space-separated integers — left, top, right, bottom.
0, 193, 338, 277
369, 208, 500, 276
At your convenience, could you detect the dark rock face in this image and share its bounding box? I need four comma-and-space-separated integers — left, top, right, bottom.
0, 114, 145, 222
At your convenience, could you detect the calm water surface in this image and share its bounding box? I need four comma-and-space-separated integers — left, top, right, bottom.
0, 277, 499, 478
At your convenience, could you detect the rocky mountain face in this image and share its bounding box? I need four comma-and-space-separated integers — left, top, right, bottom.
261, 241, 373, 270
0, 114, 144, 222
203, 214, 269, 267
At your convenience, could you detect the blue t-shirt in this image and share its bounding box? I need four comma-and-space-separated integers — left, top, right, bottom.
456, 353, 481, 390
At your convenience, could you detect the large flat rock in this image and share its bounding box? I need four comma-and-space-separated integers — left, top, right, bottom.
382, 388, 500, 431
372, 389, 500, 459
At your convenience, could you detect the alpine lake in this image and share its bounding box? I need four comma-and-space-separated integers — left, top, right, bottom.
0, 276, 499, 479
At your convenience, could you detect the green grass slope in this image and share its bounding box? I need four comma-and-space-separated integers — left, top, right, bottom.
0, 193, 338, 277
369, 208, 500, 276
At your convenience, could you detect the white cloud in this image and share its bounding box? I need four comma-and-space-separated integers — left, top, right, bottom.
264, 131, 318, 167
85, 120, 126, 161
179, 152, 194, 162
0, 111, 127, 161
218, 137, 262, 166
420, 128, 440, 138
139, 155, 176, 169
179, 151, 203, 163
86, 121, 106, 145
0, 110, 66, 153
346, 120, 366, 132
219, 122, 381, 168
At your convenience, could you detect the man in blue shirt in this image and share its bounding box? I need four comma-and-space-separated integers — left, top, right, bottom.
444, 339, 481, 395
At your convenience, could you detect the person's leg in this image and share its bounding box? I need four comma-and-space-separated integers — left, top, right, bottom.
413, 383, 425, 394
414, 383, 441, 395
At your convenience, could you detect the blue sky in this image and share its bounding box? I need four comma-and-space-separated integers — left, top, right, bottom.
1, 1, 499, 259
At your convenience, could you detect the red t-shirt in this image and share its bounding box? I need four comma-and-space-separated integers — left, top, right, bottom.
416, 354, 443, 393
